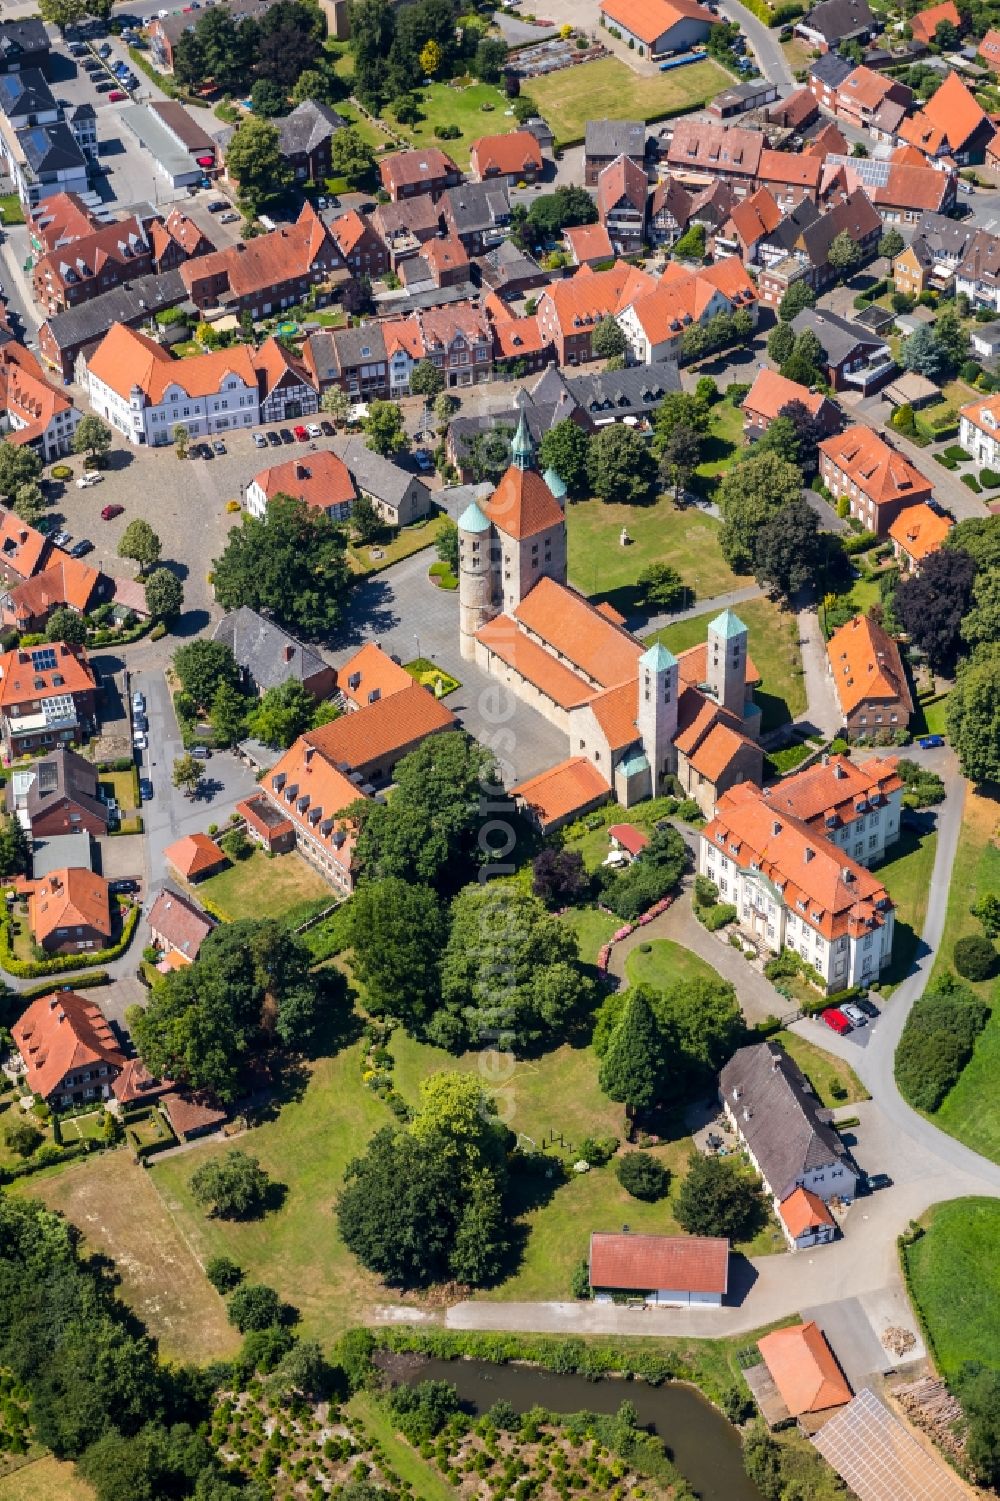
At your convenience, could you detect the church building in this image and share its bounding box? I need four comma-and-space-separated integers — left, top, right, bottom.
458, 406, 765, 828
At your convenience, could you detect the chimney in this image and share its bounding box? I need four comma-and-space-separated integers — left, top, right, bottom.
284, 644, 295, 663
842, 867, 854, 883
294, 461, 308, 479
804, 848, 815, 863
834, 762, 846, 779
771, 820, 782, 836
821, 753, 828, 766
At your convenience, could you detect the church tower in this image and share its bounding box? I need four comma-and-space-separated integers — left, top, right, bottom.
457, 498, 496, 662
707, 608, 748, 720
480, 398, 568, 616
637, 641, 679, 791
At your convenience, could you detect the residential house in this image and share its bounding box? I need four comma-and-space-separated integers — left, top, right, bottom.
0, 507, 49, 587
378, 147, 461, 203
617, 257, 758, 365
756, 1324, 852, 1421
32, 216, 154, 314
807, 51, 853, 112
889, 502, 953, 573
757, 189, 882, 305
959, 389, 1000, 468
0, 340, 81, 460
891, 212, 975, 296
588, 1232, 729, 1307
826, 612, 913, 738
12, 991, 124, 1109
469, 129, 542, 186
212, 605, 338, 698
766, 88, 819, 131
564, 221, 614, 267
148, 0, 284, 71
511, 758, 611, 834
147, 887, 215, 966
0, 640, 98, 758
955, 227, 1000, 310
831, 66, 911, 130
338, 436, 432, 526
237, 791, 295, 854
402, 231, 469, 290
490, 306, 552, 373
0, 117, 88, 209
599, 0, 719, 58
818, 423, 932, 533
148, 206, 215, 272
796, 0, 874, 51
332, 640, 414, 712
536, 261, 657, 364
254, 337, 318, 425
328, 323, 388, 399
757, 149, 822, 211
0, 553, 106, 634
274, 99, 344, 182
649, 176, 735, 247
664, 120, 764, 199
0, 68, 58, 128
24, 866, 112, 954
822, 154, 956, 224
763, 751, 904, 869
244, 451, 355, 524
27, 192, 101, 256
902, 68, 993, 164
178, 204, 351, 319
164, 832, 227, 883
909, 0, 960, 45
717, 187, 783, 262
584, 119, 646, 187
439, 182, 510, 255
371, 195, 440, 270
37, 269, 188, 383
790, 308, 894, 392
0, 19, 50, 77
778, 1188, 837, 1251
66, 102, 97, 161
6, 746, 108, 838
802, 120, 848, 157
719, 1040, 863, 1190
741, 368, 839, 438
979, 27, 1000, 67
597, 154, 648, 253
328, 209, 388, 279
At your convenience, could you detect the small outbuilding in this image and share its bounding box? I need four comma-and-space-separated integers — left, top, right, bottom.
778, 1185, 837, 1249
588, 1231, 729, 1307
164, 832, 226, 884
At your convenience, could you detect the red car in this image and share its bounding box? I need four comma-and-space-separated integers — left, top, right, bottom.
821, 1007, 852, 1035
108, 89, 126, 101
101, 504, 124, 520
293, 425, 309, 441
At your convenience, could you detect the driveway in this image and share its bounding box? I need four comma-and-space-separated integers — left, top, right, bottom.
718, 0, 793, 86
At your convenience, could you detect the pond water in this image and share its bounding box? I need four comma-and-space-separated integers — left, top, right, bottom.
386, 1353, 763, 1501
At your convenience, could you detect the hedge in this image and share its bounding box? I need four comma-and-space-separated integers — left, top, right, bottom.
703, 902, 737, 932
842, 530, 878, 555
0, 1138, 96, 1184
895, 973, 988, 1112
17, 972, 110, 1004
0, 906, 140, 978
979, 467, 1000, 488
962, 474, 983, 493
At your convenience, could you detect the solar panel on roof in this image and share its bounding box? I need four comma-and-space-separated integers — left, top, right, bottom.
812, 1388, 970, 1501
30, 647, 57, 671
825, 153, 891, 187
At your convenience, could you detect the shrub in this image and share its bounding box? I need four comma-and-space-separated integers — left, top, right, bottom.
694, 874, 718, 907
953, 934, 997, 982
979, 467, 1000, 488
0, 907, 139, 978
703, 902, 737, 932
205, 1254, 244, 1293
4, 1118, 42, 1157
615, 1151, 668, 1201
570, 1259, 592, 1299
962, 474, 983, 493
51, 464, 72, 480
576, 1134, 618, 1167
227, 1282, 283, 1332
895, 973, 988, 1111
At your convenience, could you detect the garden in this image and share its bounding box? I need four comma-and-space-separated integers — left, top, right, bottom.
404, 658, 461, 696
528, 56, 728, 146
348, 512, 452, 576
197, 849, 333, 927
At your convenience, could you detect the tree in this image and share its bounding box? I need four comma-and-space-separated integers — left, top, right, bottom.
959, 1364, 1000, 1489
348, 878, 444, 1029
637, 561, 687, 611
250, 78, 289, 117
718, 451, 802, 572
948, 643, 1000, 784
227, 1283, 282, 1332
410, 360, 445, 399
38, 0, 87, 31
615, 1151, 668, 1200
596, 823, 688, 922
780, 327, 824, 387
210, 679, 248, 748
778, 279, 815, 322
330, 126, 376, 188
531, 847, 588, 905
743, 1424, 783, 1501
190, 1150, 272, 1219
212, 495, 350, 639
144, 568, 184, 621
895, 546, 976, 671
72, 415, 112, 466
173, 639, 241, 710
972, 892, 1000, 940
657, 420, 703, 503
363, 399, 408, 456
462, 427, 512, 483
752, 494, 823, 600
827, 229, 861, 277
435, 518, 459, 574
944, 516, 1000, 573
895, 972, 988, 1111
901, 322, 949, 382
290, 66, 331, 105
419, 37, 442, 73
766, 321, 795, 365
320, 384, 350, 424
672, 222, 706, 261
204, 1255, 244, 1293
172, 753, 204, 799
0, 441, 41, 501
878, 227, 904, 260
44, 606, 87, 646
4, 1118, 42, 1158
350, 492, 385, 545
676, 1153, 767, 1240
934, 17, 959, 46
538, 419, 591, 496
587, 424, 656, 505
118, 518, 161, 574
954, 934, 996, 981
962, 566, 1000, 652
434, 390, 459, 424
225, 118, 292, 212
774, 399, 825, 474
473, 35, 507, 80
591, 316, 627, 360
246, 680, 316, 748
598, 988, 664, 1114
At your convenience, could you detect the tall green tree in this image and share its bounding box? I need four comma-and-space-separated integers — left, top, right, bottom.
597, 988, 664, 1114
0, 441, 41, 501
895, 546, 976, 671
676, 1153, 767, 1240
246, 680, 317, 748
587, 424, 656, 505
777, 279, 815, 323
363, 400, 408, 456
948, 643, 1000, 785
591, 317, 627, 360
410, 360, 445, 399
190, 1150, 271, 1219
718, 451, 802, 572
211, 494, 350, 639
827, 230, 861, 277
348, 878, 444, 1028
11, 481, 45, 525
331, 127, 377, 188
144, 568, 184, 621
538, 419, 591, 496
210, 679, 249, 748
118, 518, 161, 573
173, 639, 241, 710
71, 415, 112, 465
44, 607, 87, 646
0, 813, 28, 877
751, 494, 824, 600
225, 117, 293, 212
962, 567, 1000, 651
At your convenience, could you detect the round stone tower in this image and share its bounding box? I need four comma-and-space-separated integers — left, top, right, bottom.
458, 498, 495, 661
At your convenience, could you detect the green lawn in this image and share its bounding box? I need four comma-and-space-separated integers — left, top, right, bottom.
0, 193, 25, 227
560, 795, 694, 873
645, 596, 806, 734
558, 906, 618, 966
927, 789, 1000, 1161
197, 849, 332, 926
348, 512, 451, 575
98, 768, 137, 812
912, 693, 950, 738
624, 938, 723, 993
875, 825, 938, 989
387, 80, 509, 169
528, 55, 728, 146
0, 1457, 94, 1501
903, 1198, 1000, 1382
773, 1030, 869, 1108
567, 495, 746, 616
692, 397, 745, 490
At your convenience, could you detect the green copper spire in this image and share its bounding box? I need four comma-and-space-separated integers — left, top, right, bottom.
511, 404, 534, 471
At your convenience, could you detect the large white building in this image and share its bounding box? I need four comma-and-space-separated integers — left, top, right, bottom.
757, 752, 904, 868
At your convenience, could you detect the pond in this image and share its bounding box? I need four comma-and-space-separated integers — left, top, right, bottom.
385, 1353, 762, 1501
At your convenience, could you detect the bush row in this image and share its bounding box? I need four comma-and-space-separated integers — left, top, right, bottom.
895, 972, 988, 1112
0, 906, 139, 978
0, 1137, 96, 1184
17, 971, 109, 1004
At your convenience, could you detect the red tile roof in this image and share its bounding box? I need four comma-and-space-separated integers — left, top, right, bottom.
910, 0, 960, 44
336, 641, 415, 709
27, 860, 112, 946
484, 465, 566, 541
761, 753, 903, 831
0, 640, 95, 707
758, 148, 822, 191
726, 187, 782, 247
161, 1090, 226, 1138
589, 1231, 729, 1294
920, 68, 988, 153
147, 887, 214, 962
0, 507, 50, 581
470, 130, 543, 180
88, 322, 258, 404
608, 823, 649, 856
779, 1186, 836, 1238
253, 449, 356, 514
743, 368, 829, 422
511, 756, 610, 828
13, 990, 124, 1101
599, 0, 719, 45
819, 425, 932, 510
477, 614, 595, 710
757, 1323, 851, 1415
597, 154, 648, 220
565, 222, 614, 263
302, 681, 456, 769
513, 577, 643, 689
979, 26, 1000, 64
826, 613, 913, 719
379, 147, 459, 192
888, 500, 953, 562
165, 832, 226, 879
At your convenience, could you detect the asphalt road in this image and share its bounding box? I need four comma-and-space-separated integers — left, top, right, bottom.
719, 0, 793, 87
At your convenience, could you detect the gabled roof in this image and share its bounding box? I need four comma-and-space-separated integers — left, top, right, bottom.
27, 867, 112, 945
597, 153, 648, 218
757, 148, 822, 192
888, 500, 953, 562
666, 119, 765, 177
585, 119, 646, 159
483, 463, 566, 541
589, 1232, 729, 1294
513, 576, 643, 688
757, 1323, 852, 1415
301, 681, 456, 769
826, 612, 913, 718
727, 187, 782, 247
0, 640, 94, 706
471, 129, 543, 178
511, 756, 610, 828
919, 68, 989, 153
800, 0, 873, 42
909, 0, 959, 44
249, 449, 355, 515
779, 1186, 836, 1238
164, 832, 225, 879
818, 423, 931, 508
720, 1041, 858, 1188
761, 752, 903, 831
742, 367, 830, 422
13, 990, 123, 1100
809, 50, 853, 88
147, 887, 214, 961
379, 147, 459, 192
335, 640, 414, 710
213, 606, 331, 692
87, 322, 258, 404
276, 98, 346, 158
599, 0, 719, 42
792, 307, 887, 367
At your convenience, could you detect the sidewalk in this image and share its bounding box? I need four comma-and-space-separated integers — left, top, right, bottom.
629, 583, 763, 639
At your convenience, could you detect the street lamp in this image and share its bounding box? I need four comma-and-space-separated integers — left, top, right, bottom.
414, 633, 421, 662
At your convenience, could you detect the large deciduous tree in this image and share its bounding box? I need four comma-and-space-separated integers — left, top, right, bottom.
718, 450, 802, 573
675, 1152, 767, 1240
751, 493, 824, 600
363, 400, 408, 456
118, 518, 161, 573
173, 639, 241, 711
538, 419, 591, 496
347, 877, 444, 1029
948, 643, 1000, 785
894, 545, 976, 671
225, 118, 293, 213
190, 1150, 272, 1219
587, 424, 656, 505
211, 494, 350, 639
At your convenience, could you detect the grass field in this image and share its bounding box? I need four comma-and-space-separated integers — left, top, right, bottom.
198, 849, 331, 926
929, 789, 1000, 1161
624, 938, 723, 993
645, 595, 806, 733
528, 56, 728, 145
17, 1152, 240, 1365
558, 905, 619, 965
692, 396, 745, 490
904, 1197, 1000, 1382
98, 768, 137, 811
348, 512, 451, 575
875, 826, 938, 989
388, 80, 509, 168
0, 1458, 93, 1501
774, 1029, 869, 1108
567, 496, 746, 615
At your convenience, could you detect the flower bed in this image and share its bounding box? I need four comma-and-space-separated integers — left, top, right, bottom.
596, 896, 673, 975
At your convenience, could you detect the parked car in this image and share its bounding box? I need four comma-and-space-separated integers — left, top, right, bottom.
83, 58, 102, 70
821, 1007, 852, 1035
52, 530, 71, 548
266, 430, 281, 446
319, 419, 335, 436
206, 199, 228, 213
101, 503, 124, 520
76, 471, 101, 488
856, 996, 880, 1019
108, 89, 126, 100
841, 1003, 868, 1028
98, 41, 112, 54
306, 422, 322, 439
293, 424, 309, 441
133, 731, 147, 750
253, 431, 267, 448
917, 734, 945, 749
95, 79, 113, 91
220, 212, 239, 224
191, 746, 211, 760
865, 1172, 893, 1192
70, 538, 94, 557
139, 778, 153, 801
110, 878, 140, 895
132, 691, 145, 712
196, 442, 213, 459
413, 447, 434, 472
212, 439, 226, 456
278, 428, 294, 444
